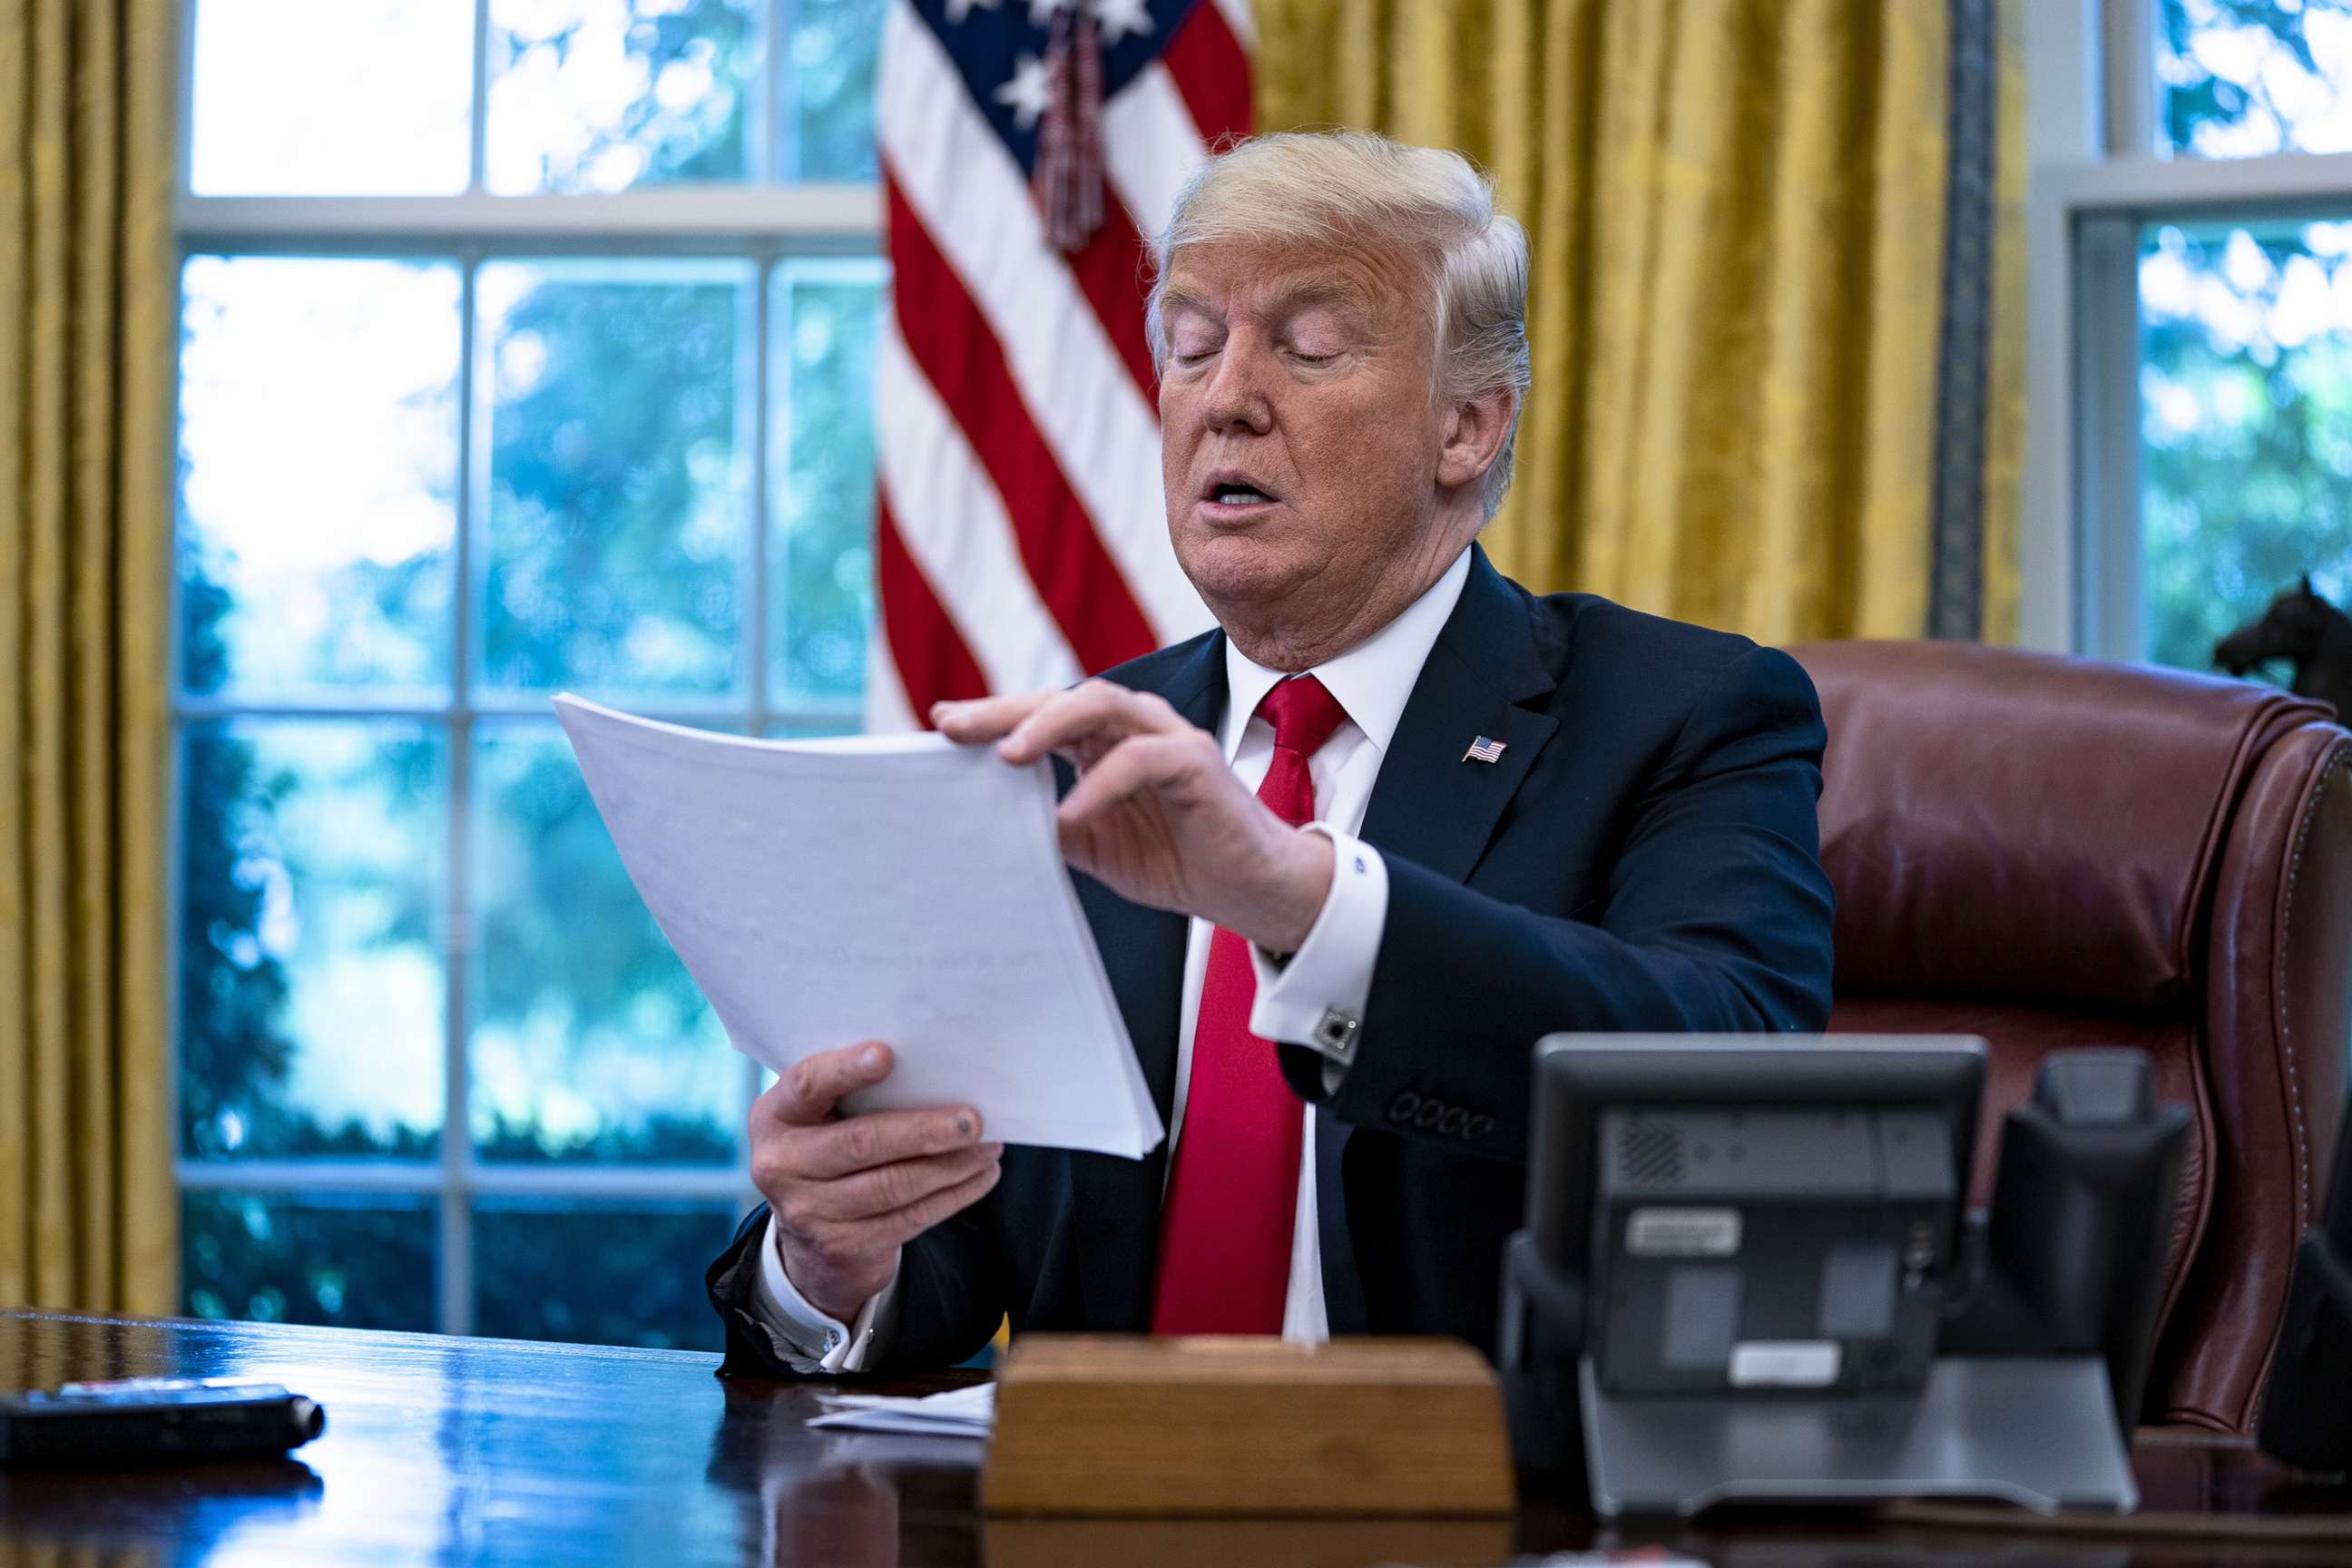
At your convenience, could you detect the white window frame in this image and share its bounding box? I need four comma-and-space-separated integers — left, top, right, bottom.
2023, 0, 2352, 657
169, 0, 883, 1338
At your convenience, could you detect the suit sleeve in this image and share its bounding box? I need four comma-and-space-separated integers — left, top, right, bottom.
708, 1197, 1009, 1378
1277, 644, 1837, 1164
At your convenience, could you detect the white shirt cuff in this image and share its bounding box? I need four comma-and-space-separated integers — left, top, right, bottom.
749, 1217, 899, 1375
1249, 826, 1387, 1063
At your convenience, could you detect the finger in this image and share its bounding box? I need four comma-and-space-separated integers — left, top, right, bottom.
796, 1105, 985, 1180
805, 1143, 1005, 1222
999, 681, 1188, 767
872, 1160, 1006, 1250
1055, 731, 1220, 827
761, 1042, 894, 1127
931, 690, 1056, 744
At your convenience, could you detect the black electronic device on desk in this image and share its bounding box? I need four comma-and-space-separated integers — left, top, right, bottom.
1497, 1036, 2189, 1519
0, 1378, 326, 1466
2258, 1080, 2352, 1474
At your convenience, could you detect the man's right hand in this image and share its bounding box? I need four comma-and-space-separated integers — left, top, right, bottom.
750, 1042, 1004, 1324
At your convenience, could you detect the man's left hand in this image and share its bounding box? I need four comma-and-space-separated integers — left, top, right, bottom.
933, 681, 1334, 953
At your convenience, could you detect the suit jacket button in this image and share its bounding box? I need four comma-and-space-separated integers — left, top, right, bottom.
1388, 1092, 1421, 1125
1465, 1113, 1496, 1141
1416, 1098, 1446, 1130
1439, 1107, 1468, 1136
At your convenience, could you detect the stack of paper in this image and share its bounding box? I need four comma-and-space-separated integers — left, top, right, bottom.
554, 696, 1164, 1159
806, 1383, 995, 1438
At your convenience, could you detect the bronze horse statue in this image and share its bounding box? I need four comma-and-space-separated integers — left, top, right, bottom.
2214, 575, 2352, 721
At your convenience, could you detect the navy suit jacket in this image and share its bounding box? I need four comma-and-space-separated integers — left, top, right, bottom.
708, 546, 1836, 1374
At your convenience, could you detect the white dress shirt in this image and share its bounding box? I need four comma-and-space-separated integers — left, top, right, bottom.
748, 548, 1475, 1373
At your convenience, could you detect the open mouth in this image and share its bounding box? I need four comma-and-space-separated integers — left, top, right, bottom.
1200, 472, 1279, 510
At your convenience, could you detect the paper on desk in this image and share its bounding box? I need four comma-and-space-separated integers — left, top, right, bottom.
554, 695, 1163, 1158
806, 1383, 995, 1439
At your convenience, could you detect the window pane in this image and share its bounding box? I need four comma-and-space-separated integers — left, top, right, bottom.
179, 258, 461, 701
2141, 220, 2352, 671
478, 260, 752, 697
183, 1191, 437, 1331
180, 720, 446, 1158
487, 0, 761, 192
469, 720, 739, 1164
784, 0, 884, 181
474, 1200, 740, 1348
190, 0, 473, 195
769, 260, 885, 708
2159, 0, 2352, 158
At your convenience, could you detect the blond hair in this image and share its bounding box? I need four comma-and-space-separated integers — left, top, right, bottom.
1146, 130, 1532, 517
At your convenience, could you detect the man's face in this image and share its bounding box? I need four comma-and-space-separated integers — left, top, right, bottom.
1155, 240, 1455, 624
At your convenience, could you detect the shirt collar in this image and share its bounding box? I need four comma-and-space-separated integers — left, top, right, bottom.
1218, 547, 1474, 761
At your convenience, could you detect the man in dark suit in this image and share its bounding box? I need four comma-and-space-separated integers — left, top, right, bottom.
707, 130, 1835, 1377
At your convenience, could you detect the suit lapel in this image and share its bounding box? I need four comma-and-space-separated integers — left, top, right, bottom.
1319, 546, 1561, 1331
1068, 632, 1226, 1329
1357, 547, 1561, 877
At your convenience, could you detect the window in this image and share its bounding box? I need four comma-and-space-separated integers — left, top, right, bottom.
2155, 0, 2351, 158
2138, 216, 2352, 671
2031, 1, 2352, 671
173, 0, 884, 1347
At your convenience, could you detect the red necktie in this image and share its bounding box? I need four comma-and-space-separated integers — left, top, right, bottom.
1151, 674, 1350, 1335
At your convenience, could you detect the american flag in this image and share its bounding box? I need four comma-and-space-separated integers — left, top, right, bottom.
867, 0, 1252, 727
1463, 736, 1505, 764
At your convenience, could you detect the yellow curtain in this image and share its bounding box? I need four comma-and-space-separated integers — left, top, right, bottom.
0, 0, 178, 1315
1254, 0, 2025, 643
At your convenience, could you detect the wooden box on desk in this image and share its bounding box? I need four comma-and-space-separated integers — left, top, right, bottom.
981, 1334, 1514, 1516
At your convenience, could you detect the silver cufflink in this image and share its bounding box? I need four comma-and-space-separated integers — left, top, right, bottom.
1312, 1008, 1359, 1061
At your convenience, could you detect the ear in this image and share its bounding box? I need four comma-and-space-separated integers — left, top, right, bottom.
1436, 385, 1518, 498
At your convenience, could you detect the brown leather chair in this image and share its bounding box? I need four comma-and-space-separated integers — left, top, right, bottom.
1787, 641, 2351, 1432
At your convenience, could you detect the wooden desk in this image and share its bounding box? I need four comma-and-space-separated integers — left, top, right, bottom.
3, 1310, 2346, 1566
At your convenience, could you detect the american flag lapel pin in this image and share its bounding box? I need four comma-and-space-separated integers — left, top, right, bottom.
1463, 735, 1506, 764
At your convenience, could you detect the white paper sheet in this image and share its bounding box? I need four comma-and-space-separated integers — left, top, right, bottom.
554, 695, 1163, 1159
806, 1383, 995, 1438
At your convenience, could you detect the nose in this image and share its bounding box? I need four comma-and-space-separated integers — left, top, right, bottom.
1200, 336, 1274, 436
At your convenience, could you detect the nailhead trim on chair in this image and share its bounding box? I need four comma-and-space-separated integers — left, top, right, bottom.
2272, 737, 2347, 1230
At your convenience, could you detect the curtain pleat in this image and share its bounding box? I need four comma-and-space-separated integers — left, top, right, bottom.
1981, 0, 2026, 643
0, 0, 177, 1316
1252, 0, 2024, 644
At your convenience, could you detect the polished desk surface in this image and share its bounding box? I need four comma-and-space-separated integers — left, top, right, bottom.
3, 1310, 2348, 1567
